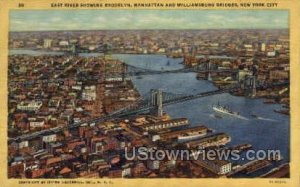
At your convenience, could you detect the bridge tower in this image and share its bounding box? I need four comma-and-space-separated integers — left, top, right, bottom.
70, 44, 78, 56
206, 60, 212, 81
150, 89, 163, 117
122, 63, 127, 84
244, 75, 256, 97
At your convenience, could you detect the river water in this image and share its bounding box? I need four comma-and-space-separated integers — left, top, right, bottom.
112, 54, 290, 177
10, 50, 290, 177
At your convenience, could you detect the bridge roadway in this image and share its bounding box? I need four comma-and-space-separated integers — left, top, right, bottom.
9, 86, 239, 143
125, 64, 238, 76
126, 69, 237, 76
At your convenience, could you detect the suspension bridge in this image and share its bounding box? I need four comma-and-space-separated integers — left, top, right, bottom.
8, 55, 289, 143
8, 79, 289, 143
124, 63, 237, 76
9, 60, 236, 86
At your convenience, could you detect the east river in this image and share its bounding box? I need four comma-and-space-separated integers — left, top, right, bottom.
10, 50, 290, 177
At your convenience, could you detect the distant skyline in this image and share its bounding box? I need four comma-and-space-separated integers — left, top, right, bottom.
10, 10, 288, 31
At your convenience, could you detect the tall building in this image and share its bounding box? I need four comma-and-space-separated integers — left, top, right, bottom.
151, 89, 163, 117
43, 39, 52, 48
261, 43, 266, 52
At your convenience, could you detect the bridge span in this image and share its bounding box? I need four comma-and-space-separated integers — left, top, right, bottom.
9, 86, 239, 143
9, 79, 288, 143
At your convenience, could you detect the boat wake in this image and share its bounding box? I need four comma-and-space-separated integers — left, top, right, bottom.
251, 114, 278, 122
256, 117, 278, 122
235, 115, 249, 121
210, 112, 249, 120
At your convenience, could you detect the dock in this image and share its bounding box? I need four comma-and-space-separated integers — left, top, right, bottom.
158, 126, 210, 140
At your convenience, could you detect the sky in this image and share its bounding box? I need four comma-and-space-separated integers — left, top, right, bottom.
10, 10, 289, 31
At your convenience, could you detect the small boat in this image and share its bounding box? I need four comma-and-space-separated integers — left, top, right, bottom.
274, 109, 289, 115
264, 99, 276, 104
214, 114, 223, 119
251, 114, 259, 118
271, 154, 284, 161
231, 143, 252, 153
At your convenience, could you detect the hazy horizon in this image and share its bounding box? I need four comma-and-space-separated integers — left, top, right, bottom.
9, 28, 289, 33
10, 10, 289, 31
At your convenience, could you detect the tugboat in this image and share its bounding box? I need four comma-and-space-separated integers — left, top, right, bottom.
251, 114, 259, 118
166, 60, 170, 66
271, 153, 284, 162
231, 143, 252, 153
214, 114, 223, 119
